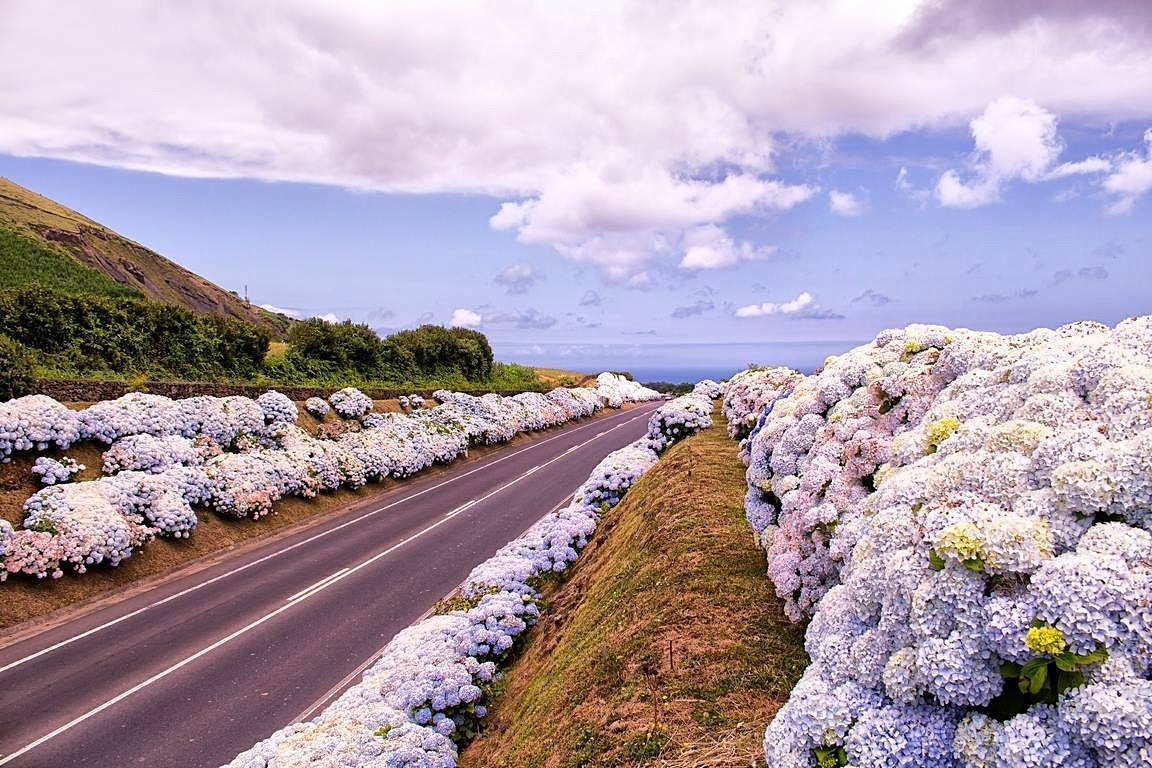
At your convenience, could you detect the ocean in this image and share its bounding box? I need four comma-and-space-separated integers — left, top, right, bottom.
498, 340, 867, 384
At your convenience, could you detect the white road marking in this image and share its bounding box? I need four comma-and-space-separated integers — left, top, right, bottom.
0, 407, 654, 765
289, 490, 580, 724
285, 569, 349, 603
0, 403, 656, 676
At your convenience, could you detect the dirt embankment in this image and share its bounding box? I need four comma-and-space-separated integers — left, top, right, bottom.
459, 423, 807, 768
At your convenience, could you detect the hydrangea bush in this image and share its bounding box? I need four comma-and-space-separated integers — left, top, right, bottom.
646, 392, 714, 452
304, 397, 330, 418
329, 387, 374, 420
741, 317, 1152, 768
31, 456, 85, 485
1, 375, 662, 582
224, 392, 709, 768
0, 394, 81, 462
722, 366, 803, 442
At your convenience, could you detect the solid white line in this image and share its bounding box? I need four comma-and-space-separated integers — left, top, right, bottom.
0, 408, 654, 764
285, 569, 349, 603
0, 403, 656, 676
289, 489, 580, 724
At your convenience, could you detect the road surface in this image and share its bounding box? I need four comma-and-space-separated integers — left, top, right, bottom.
0, 401, 661, 767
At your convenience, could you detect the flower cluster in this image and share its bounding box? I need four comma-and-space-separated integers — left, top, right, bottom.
304, 397, 331, 418
691, 378, 725, 400
31, 456, 84, 485
0, 395, 81, 462
721, 366, 803, 443
329, 387, 374, 420
748, 316, 1152, 767
646, 392, 713, 452
102, 434, 216, 474
78, 393, 264, 446
2, 375, 664, 582
224, 398, 689, 768
399, 394, 427, 410
256, 391, 299, 426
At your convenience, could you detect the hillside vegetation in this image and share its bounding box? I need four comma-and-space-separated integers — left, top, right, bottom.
0, 176, 287, 335
459, 423, 807, 768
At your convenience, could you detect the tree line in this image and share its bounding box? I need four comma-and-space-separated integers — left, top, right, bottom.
0, 284, 507, 397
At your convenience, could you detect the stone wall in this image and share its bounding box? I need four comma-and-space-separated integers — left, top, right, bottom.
35, 378, 539, 403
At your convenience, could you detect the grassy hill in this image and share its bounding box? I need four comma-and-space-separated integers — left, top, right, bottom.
0, 176, 288, 336
459, 423, 807, 768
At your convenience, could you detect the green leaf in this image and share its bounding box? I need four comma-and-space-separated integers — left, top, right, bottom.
1075, 647, 1109, 666
962, 558, 984, 573
1028, 663, 1048, 695
1054, 653, 1078, 672
928, 548, 946, 571
1000, 662, 1021, 678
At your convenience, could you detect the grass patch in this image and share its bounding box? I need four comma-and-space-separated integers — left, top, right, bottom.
459, 423, 807, 768
0, 228, 138, 297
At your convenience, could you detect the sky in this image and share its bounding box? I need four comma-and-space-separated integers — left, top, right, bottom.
0, 1, 1150, 371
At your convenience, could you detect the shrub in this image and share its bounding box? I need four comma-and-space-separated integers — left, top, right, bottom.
0, 333, 36, 399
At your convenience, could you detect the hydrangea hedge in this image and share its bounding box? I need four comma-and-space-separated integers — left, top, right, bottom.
0, 375, 662, 581
224, 391, 712, 768
730, 317, 1152, 768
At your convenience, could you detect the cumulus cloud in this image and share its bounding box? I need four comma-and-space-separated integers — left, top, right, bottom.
678, 225, 777, 270
671, 299, 715, 319
492, 263, 544, 294
485, 308, 557, 330
449, 308, 482, 328
734, 292, 843, 320
1102, 129, 1152, 214
6, 2, 1152, 283
850, 288, 893, 306
828, 189, 866, 216
936, 97, 1064, 207
494, 168, 812, 279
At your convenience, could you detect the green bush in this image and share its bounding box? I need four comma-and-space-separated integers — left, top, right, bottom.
0, 284, 270, 379
0, 333, 36, 399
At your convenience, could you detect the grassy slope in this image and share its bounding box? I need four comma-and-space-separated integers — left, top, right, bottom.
0, 228, 140, 298
460, 423, 807, 768
531, 368, 595, 389
0, 176, 289, 336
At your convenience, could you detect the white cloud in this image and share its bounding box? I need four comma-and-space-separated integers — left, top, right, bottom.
1103, 129, 1152, 214
734, 291, 843, 320
935, 97, 1063, 207
678, 225, 776, 270
5, 3, 1151, 280
1046, 156, 1112, 179
449, 308, 482, 328
258, 303, 303, 319
828, 189, 865, 216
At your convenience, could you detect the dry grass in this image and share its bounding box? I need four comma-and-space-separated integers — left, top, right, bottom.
458, 423, 807, 768
0, 402, 640, 631
532, 368, 594, 389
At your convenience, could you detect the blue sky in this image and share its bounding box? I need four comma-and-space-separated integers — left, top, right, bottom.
1, 2, 1150, 371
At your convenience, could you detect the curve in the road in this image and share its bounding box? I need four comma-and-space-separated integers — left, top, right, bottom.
0, 401, 660, 768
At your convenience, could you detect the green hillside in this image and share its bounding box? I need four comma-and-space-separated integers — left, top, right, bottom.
0, 176, 289, 336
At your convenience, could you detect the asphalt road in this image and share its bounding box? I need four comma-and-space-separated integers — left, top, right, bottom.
0, 401, 661, 768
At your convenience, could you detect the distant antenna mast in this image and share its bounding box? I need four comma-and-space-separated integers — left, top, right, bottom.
244, 284, 250, 307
